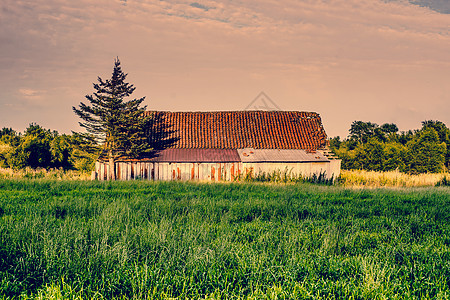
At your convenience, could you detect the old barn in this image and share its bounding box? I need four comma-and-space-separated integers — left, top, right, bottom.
94, 111, 341, 181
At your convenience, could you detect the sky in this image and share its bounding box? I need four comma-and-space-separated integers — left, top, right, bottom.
1, 0, 449, 138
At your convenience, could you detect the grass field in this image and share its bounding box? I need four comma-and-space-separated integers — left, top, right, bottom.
0, 180, 450, 299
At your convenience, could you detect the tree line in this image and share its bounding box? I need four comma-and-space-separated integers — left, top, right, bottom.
329, 120, 450, 174
0, 125, 95, 171
4, 118, 447, 175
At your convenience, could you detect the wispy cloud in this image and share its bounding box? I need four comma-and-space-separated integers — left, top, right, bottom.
18, 89, 41, 98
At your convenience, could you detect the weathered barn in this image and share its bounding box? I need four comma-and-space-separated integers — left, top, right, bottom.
94, 111, 341, 181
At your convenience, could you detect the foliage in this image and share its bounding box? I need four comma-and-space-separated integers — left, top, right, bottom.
73, 58, 177, 180
406, 127, 447, 174
0, 180, 449, 299
349, 120, 379, 143
422, 120, 450, 168
50, 134, 73, 169
383, 142, 408, 171
330, 120, 449, 173
73, 58, 149, 157
8, 124, 53, 169
0, 125, 94, 172
0, 128, 19, 168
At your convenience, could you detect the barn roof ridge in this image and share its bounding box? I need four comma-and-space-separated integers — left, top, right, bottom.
145, 110, 321, 115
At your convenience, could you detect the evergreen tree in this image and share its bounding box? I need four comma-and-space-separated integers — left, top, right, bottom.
73, 58, 176, 180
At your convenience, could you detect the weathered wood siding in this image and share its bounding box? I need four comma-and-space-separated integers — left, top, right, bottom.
94, 160, 340, 181
94, 161, 242, 181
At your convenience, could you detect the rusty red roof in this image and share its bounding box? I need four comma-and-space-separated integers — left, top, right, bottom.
146, 111, 328, 150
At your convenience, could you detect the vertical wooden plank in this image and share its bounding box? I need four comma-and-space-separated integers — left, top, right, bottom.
201, 164, 206, 181
164, 163, 169, 181
182, 164, 187, 180
161, 163, 166, 181
160, 163, 164, 181
106, 163, 110, 181
211, 166, 215, 181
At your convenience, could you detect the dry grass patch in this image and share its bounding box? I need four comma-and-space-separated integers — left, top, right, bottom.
340, 169, 448, 187
0, 167, 90, 180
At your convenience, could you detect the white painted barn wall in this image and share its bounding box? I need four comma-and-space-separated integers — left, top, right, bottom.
242, 160, 340, 180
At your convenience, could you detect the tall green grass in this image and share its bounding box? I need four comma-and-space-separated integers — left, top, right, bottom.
0, 180, 449, 299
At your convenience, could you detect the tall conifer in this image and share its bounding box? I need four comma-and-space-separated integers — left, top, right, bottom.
73, 58, 176, 180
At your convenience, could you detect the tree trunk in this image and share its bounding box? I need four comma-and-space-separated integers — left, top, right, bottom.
108, 151, 116, 181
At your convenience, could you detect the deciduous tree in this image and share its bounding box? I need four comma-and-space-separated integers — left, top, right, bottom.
406, 128, 446, 174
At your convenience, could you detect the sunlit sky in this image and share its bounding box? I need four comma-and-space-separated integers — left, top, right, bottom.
1, 0, 449, 138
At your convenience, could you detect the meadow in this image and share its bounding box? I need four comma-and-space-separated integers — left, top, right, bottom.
0, 179, 450, 299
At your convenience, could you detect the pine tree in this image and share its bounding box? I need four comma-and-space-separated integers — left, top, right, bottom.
73, 58, 176, 180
